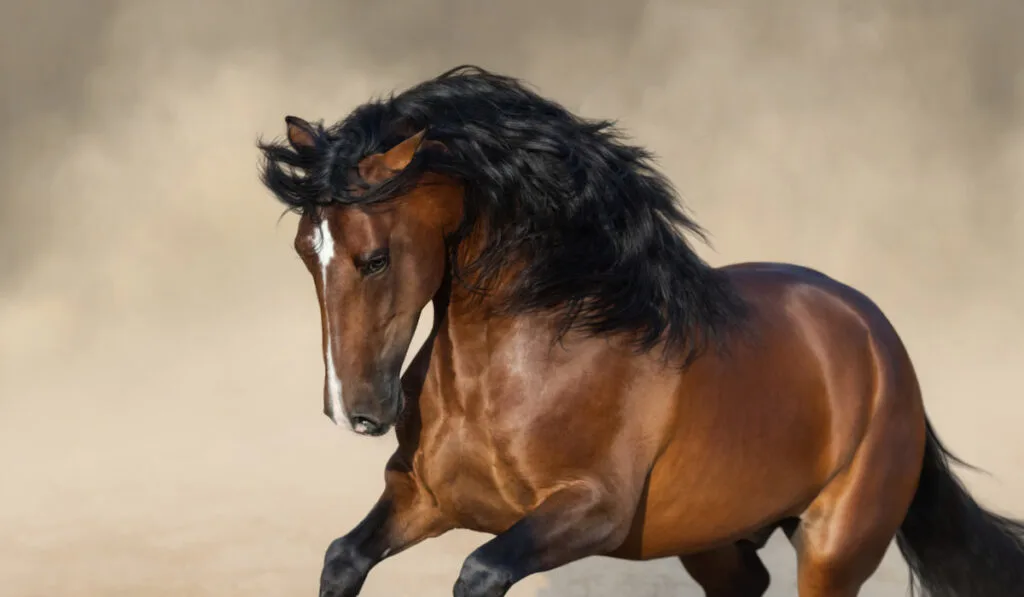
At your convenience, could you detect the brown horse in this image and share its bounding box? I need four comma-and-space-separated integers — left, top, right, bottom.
257, 66, 1024, 597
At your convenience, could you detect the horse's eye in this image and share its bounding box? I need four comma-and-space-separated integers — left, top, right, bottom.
361, 253, 390, 277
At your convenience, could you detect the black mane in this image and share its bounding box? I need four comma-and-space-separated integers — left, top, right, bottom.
258, 65, 748, 366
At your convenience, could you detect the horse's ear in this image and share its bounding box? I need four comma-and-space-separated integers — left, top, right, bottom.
381, 129, 446, 171
285, 115, 317, 150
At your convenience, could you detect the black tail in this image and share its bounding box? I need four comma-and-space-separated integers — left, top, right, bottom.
896, 419, 1024, 597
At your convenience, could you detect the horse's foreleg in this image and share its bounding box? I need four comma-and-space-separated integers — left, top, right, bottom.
452, 480, 635, 597
319, 465, 448, 597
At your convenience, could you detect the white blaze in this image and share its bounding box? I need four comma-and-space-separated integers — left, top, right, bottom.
315, 218, 345, 426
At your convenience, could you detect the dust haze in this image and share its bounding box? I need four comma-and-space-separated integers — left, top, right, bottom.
1, 1, 1021, 595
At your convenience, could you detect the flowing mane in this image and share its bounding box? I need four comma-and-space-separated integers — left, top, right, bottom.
258, 65, 748, 365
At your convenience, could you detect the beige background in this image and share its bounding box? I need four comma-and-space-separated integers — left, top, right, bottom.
2, 1, 1022, 596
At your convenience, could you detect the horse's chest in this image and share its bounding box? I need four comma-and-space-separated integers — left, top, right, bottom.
417, 420, 537, 534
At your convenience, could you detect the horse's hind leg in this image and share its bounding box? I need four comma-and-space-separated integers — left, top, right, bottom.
679, 542, 770, 597
787, 399, 925, 595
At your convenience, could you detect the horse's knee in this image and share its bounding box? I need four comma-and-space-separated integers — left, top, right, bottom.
453, 554, 515, 597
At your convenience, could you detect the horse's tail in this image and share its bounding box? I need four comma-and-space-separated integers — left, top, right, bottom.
895, 418, 1024, 596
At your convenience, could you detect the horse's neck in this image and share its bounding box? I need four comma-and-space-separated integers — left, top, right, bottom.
405, 255, 557, 418
403, 281, 507, 416
399, 284, 452, 404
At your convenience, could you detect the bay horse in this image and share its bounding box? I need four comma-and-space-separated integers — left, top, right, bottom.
257, 65, 1024, 597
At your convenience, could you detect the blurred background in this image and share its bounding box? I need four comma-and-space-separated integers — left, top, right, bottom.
1, 1, 1021, 595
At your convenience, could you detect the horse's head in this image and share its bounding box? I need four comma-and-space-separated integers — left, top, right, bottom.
263, 66, 744, 435
280, 117, 461, 436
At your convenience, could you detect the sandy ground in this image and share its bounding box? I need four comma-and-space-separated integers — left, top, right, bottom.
2, 1, 1022, 595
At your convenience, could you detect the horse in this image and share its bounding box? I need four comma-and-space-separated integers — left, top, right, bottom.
257, 65, 1024, 597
